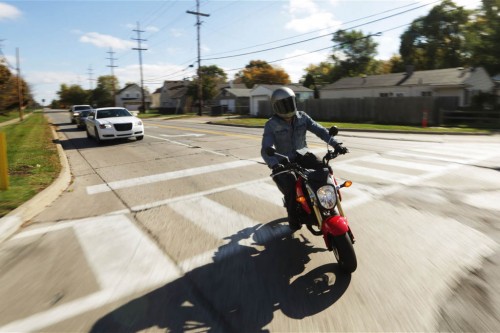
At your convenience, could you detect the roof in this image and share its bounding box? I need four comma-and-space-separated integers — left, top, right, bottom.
252, 84, 313, 93
224, 88, 251, 98
401, 68, 473, 86
322, 67, 487, 90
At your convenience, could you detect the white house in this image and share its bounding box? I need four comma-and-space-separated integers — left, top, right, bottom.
157, 80, 190, 113
249, 84, 314, 116
115, 83, 151, 111
320, 67, 495, 106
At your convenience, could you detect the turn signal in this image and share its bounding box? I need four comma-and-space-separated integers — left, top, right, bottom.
296, 196, 306, 203
343, 180, 352, 187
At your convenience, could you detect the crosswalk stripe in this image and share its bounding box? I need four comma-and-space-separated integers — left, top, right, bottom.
358, 155, 438, 171
334, 163, 417, 182
385, 150, 466, 163
86, 159, 259, 195
237, 182, 283, 207
168, 196, 258, 239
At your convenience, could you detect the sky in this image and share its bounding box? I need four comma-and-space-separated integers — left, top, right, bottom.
0, 0, 482, 104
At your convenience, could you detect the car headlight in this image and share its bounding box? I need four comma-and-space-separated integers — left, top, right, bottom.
135, 120, 143, 126
99, 123, 112, 129
73, 112, 79, 117
317, 185, 337, 209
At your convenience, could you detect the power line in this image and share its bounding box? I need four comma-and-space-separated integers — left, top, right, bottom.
201, 0, 441, 62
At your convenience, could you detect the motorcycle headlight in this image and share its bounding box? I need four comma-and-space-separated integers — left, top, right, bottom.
317, 185, 337, 209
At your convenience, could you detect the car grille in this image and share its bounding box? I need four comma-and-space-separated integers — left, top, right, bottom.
114, 123, 133, 131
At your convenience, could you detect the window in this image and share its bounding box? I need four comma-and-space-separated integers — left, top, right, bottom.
379, 92, 393, 97
421, 91, 432, 96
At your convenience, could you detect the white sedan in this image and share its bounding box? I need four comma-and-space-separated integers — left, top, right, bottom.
85, 107, 144, 143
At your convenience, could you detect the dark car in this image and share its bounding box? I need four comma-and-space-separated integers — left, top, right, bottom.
75, 110, 91, 129
69, 105, 92, 124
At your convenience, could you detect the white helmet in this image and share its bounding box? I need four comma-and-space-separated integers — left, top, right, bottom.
271, 87, 297, 119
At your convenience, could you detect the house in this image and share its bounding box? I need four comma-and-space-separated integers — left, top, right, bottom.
249, 84, 314, 116
115, 83, 151, 111
150, 87, 162, 109
320, 67, 495, 106
213, 82, 251, 114
158, 80, 190, 113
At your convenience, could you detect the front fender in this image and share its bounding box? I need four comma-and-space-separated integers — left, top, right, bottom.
322, 215, 349, 236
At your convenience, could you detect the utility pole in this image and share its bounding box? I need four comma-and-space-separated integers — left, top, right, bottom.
187, 0, 209, 116
87, 65, 94, 90
16, 48, 23, 121
106, 48, 118, 106
132, 22, 147, 113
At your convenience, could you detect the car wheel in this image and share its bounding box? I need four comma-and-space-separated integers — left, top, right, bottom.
136, 135, 144, 141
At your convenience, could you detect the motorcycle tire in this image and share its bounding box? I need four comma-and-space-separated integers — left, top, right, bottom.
331, 233, 357, 273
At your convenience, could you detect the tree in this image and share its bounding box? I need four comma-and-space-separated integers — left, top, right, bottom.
330, 29, 379, 81
187, 65, 227, 102
399, 0, 471, 70
57, 84, 90, 107
91, 75, 119, 107
234, 60, 290, 88
0, 61, 32, 112
467, 0, 500, 74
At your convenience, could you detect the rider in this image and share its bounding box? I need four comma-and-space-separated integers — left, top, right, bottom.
261, 86, 347, 231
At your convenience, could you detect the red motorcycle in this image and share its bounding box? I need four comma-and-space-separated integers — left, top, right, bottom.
266, 127, 357, 273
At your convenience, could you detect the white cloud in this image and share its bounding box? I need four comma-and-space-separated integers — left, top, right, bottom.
79, 32, 136, 50
0, 2, 21, 21
412, 0, 481, 9
285, 0, 341, 34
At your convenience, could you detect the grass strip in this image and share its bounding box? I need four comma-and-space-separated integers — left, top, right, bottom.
0, 112, 60, 217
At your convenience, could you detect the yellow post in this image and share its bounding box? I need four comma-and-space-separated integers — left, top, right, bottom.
0, 132, 9, 190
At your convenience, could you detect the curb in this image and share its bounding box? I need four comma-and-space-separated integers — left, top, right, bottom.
0, 118, 71, 243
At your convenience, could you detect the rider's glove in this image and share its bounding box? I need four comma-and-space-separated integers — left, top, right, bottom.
272, 164, 285, 174
334, 144, 349, 155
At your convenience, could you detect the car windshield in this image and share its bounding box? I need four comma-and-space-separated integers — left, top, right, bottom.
96, 108, 132, 119
74, 106, 91, 111
80, 110, 91, 117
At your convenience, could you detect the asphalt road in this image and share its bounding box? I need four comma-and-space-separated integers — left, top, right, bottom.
0, 109, 499, 332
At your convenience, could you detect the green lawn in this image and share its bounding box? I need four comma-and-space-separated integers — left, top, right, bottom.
0, 111, 60, 217
209, 116, 492, 133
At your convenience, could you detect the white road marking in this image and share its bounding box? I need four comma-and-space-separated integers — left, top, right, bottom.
237, 181, 284, 207
168, 196, 258, 239
357, 155, 438, 171
161, 133, 205, 138
2, 215, 180, 332
131, 177, 269, 212
86, 159, 260, 195
146, 134, 227, 156
334, 163, 417, 182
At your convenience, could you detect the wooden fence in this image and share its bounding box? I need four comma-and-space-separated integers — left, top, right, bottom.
257, 96, 459, 126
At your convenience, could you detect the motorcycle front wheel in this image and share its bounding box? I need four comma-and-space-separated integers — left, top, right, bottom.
331, 233, 357, 273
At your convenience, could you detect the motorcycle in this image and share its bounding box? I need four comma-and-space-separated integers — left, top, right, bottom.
265, 126, 357, 273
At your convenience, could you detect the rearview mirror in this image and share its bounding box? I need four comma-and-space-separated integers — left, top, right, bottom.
265, 147, 276, 156
329, 126, 339, 136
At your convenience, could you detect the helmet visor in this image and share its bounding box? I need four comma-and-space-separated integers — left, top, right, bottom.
273, 96, 297, 118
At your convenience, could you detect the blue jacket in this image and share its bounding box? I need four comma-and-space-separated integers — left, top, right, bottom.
261, 111, 338, 168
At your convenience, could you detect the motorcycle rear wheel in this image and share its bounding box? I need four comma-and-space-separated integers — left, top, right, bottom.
331, 233, 357, 273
